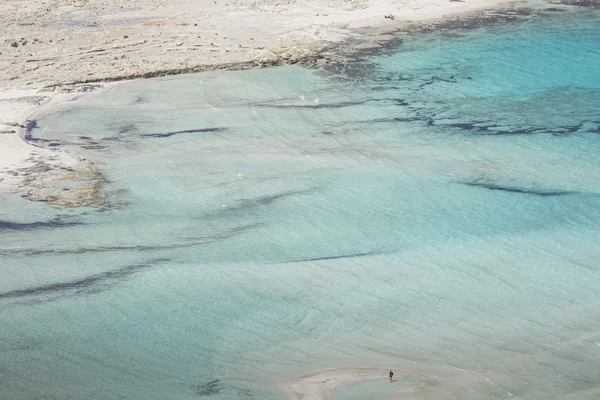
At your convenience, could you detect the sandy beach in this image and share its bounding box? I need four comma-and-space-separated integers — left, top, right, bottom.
1, 0, 539, 205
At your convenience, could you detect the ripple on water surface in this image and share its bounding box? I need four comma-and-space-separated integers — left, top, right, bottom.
2, 9, 600, 400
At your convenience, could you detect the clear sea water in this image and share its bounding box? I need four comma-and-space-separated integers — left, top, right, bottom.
2, 8, 600, 400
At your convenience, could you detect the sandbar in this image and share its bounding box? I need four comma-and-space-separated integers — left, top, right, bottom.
285, 367, 438, 400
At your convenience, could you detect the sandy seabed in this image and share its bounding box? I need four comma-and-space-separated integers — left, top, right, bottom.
0, 0, 581, 398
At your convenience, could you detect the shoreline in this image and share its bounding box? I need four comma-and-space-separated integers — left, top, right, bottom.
0, 0, 581, 207
1, 0, 523, 91
0, 84, 114, 207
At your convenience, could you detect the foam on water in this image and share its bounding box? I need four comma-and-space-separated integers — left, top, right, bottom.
2, 9, 600, 400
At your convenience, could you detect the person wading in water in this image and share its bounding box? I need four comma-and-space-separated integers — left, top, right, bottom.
389, 370, 394, 382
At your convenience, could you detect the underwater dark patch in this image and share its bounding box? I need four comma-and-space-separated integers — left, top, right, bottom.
419, 75, 458, 87
463, 181, 578, 196
24, 120, 38, 140
553, 0, 600, 7
205, 190, 315, 218
118, 124, 138, 134
282, 251, 378, 264
0, 258, 170, 302
194, 380, 224, 396
0, 218, 84, 231
254, 97, 408, 110
141, 127, 226, 138
241, 190, 314, 206
7, 223, 264, 256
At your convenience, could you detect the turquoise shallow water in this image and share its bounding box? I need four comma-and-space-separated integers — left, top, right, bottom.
2, 9, 600, 400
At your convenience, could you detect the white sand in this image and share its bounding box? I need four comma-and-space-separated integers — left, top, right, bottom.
0, 0, 537, 203
285, 368, 438, 400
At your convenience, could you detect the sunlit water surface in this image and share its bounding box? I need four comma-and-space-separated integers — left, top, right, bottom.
2, 9, 600, 400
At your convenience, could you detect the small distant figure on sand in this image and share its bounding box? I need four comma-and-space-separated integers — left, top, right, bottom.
389, 370, 394, 382
384, 14, 395, 20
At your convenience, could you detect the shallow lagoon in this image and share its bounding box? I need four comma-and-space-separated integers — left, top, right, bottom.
2, 9, 600, 400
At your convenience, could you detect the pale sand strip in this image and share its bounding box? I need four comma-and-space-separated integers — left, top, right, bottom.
285, 368, 438, 400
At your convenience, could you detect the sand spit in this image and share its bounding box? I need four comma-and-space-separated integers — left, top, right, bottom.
283, 364, 532, 400
285, 368, 437, 400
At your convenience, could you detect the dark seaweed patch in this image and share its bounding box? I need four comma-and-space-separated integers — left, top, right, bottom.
434, 121, 540, 135
0, 218, 83, 231
419, 75, 458, 88
0, 258, 170, 301
319, 60, 382, 81
393, 117, 422, 123
141, 127, 226, 138
255, 100, 369, 110
23, 120, 40, 141
553, 0, 600, 7
242, 190, 313, 206
204, 190, 315, 218
282, 251, 378, 264
371, 85, 402, 91
25, 137, 54, 143
254, 97, 408, 110
118, 124, 137, 134
194, 380, 224, 396
463, 181, 578, 196
7, 223, 264, 256
443, 120, 600, 136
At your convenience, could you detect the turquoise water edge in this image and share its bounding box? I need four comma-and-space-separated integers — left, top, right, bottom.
2, 8, 600, 400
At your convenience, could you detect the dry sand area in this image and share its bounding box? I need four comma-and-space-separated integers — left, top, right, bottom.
0, 0, 520, 90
